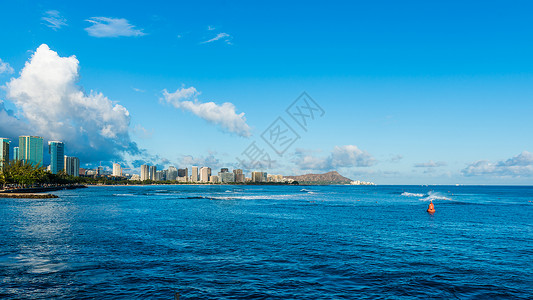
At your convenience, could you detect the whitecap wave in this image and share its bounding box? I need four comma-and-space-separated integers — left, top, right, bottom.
420, 191, 450, 201
401, 192, 425, 197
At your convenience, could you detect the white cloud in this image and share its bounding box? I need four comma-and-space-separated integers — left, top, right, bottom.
207, 25, 216, 31
201, 32, 232, 44
132, 124, 153, 139
462, 151, 533, 177
5, 44, 138, 163
292, 145, 376, 171
0, 59, 14, 75
389, 154, 403, 163
85, 17, 145, 38
162, 87, 251, 137
132, 87, 145, 93
41, 10, 67, 30
180, 153, 221, 170
414, 160, 447, 168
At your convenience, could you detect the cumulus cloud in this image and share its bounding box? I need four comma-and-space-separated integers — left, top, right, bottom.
41, 10, 67, 30
162, 87, 251, 137
0, 59, 14, 75
0, 100, 30, 136
4, 44, 138, 163
180, 152, 222, 170
85, 17, 145, 37
414, 160, 447, 168
201, 32, 232, 44
292, 145, 376, 171
462, 151, 533, 177
132, 124, 153, 139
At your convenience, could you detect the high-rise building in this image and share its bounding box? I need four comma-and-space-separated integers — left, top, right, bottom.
155, 170, 165, 181
64, 156, 80, 177
252, 171, 267, 183
167, 166, 177, 181
200, 167, 211, 182
178, 168, 188, 182
0, 138, 9, 171
140, 165, 150, 181
219, 171, 235, 183
112, 163, 122, 176
209, 175, 220, 183
13, 147, 19, 161
191, 166, 198, 182
149, 166, 157, 180
178, 168, 188, 178
233, 169, 245, 183
48, 141, 65, 174
220, 168, 229, 173
19, 136, 44, 166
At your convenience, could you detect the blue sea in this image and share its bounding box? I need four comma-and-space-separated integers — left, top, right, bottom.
1, 185, 532, 299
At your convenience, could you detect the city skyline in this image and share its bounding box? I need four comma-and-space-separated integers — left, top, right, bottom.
1, 1, 533, 184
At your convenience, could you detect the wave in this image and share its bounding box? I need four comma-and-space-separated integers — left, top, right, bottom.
300, 188, 316, 194
420, 191, 450, 201
401, 192, 425, 197
113, 194, 135, 197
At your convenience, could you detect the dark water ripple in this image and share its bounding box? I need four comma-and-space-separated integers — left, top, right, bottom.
1, 185, 532, 299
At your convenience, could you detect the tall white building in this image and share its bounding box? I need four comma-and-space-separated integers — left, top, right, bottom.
64, 156, 80, 177
200, 167, 211, 182
191, 166, 198, 182
112, 163, 122, 176
140, 164, 150, 181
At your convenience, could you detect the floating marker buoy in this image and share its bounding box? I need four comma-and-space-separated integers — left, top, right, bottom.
427, 201, 436, 213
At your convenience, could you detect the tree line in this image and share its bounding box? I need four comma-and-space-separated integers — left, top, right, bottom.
0, 160, 81, 189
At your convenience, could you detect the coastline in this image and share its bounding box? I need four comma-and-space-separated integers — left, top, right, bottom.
0, 184, 87, 199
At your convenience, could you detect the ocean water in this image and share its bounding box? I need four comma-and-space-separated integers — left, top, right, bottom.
1, 185, 532, 299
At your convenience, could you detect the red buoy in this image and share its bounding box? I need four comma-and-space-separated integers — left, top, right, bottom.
427, 201, 436, 213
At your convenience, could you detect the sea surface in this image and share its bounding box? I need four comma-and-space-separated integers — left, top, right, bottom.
1, 185, 532, 299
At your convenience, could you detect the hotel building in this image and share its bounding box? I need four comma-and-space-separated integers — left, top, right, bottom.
19, 136, 44, 166
48, 141, 65, 174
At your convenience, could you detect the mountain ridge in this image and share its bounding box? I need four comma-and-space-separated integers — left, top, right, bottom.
285, 171, 352, 184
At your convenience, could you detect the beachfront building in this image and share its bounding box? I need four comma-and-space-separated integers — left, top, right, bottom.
252, 171, 268, 183
209, 175, 220, 183
13, 147, 19, 161
268, 174, 284, 182
112, 163, 122, 176
233, 169, 245, 183
140, 164, 150, 181
200, 167, 211, 182
167, 166, 177, 181
219, 171, 235, 183
155, 170, 165, 181
19, 136, 44, 167
0, 138, 9, 171
178, 168, 188, 179
149, 166, 157, 181
48, 141, 65, 174
64, 156, 80, 177
191, 166, 198, 182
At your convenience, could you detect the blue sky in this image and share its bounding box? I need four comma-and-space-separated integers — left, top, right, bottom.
1, 0, 533, 184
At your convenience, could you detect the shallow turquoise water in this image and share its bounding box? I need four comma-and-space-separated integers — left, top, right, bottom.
1, 185, 532, 299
